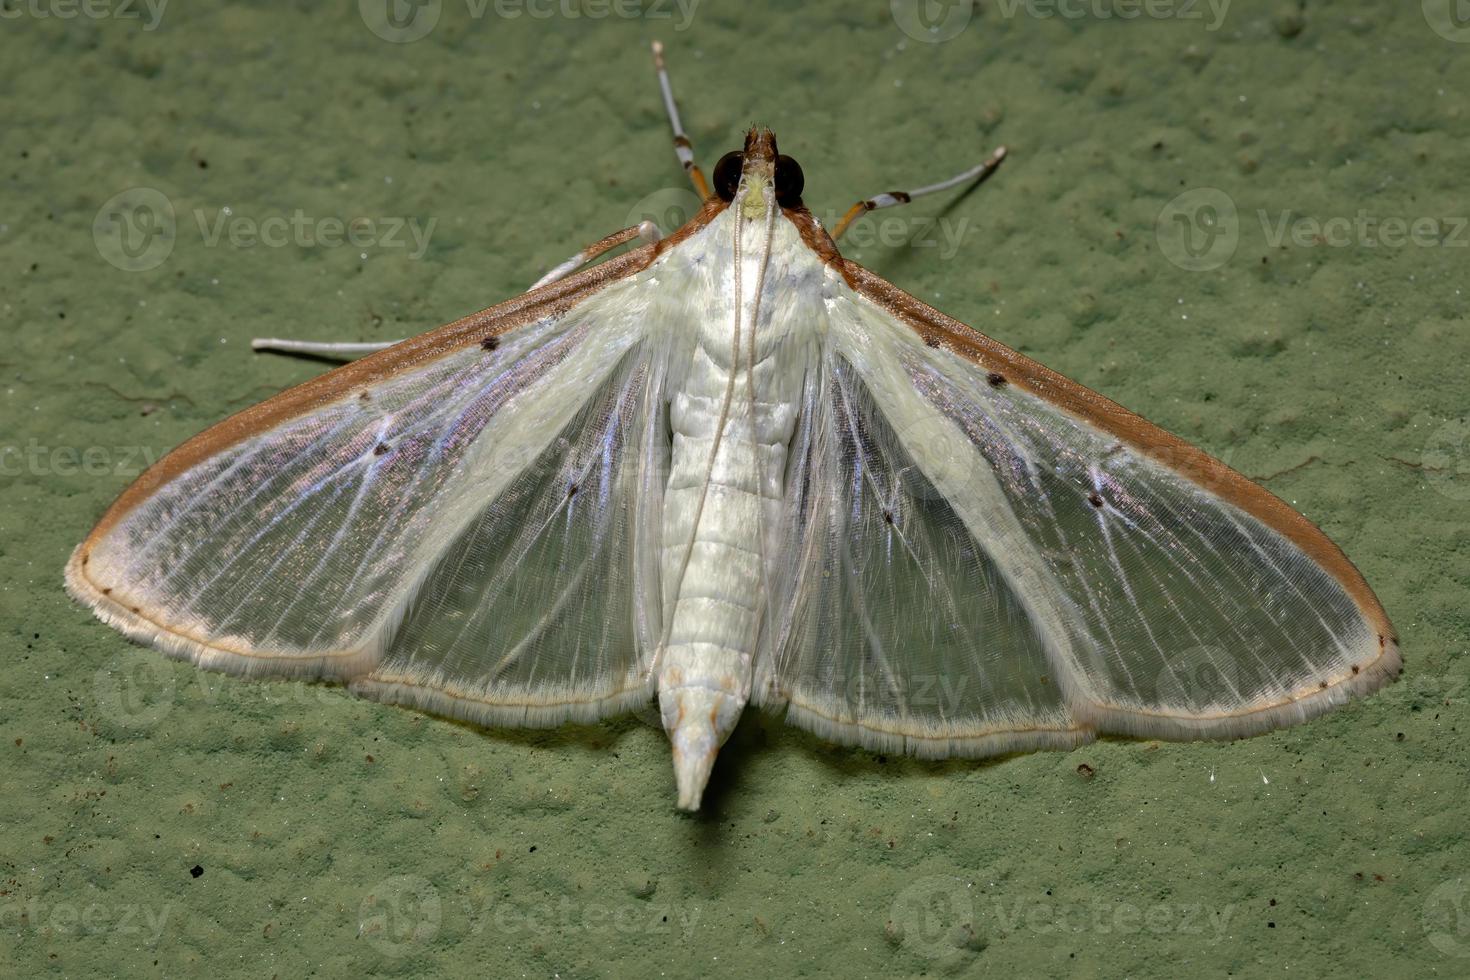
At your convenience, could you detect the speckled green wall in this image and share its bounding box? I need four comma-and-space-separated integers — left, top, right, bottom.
2, 1, 1466, 976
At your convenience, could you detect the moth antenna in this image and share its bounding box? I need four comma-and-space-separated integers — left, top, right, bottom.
651, 41, 712, 200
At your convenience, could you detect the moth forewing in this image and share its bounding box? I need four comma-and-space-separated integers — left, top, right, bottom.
797, 252, 1401, 748
65, 237, 685, 689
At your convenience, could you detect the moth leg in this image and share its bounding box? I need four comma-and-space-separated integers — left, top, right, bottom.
249, 338, 402, 360
250, 220, 659, 361
528, 221, 661, 290
831, 145, 1008, 241
651, 40, 712, 200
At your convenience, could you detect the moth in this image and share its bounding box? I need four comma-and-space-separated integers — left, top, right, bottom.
68, 44, 1400, 810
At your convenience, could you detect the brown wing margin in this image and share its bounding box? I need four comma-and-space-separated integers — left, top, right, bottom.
73, 199, 728, 551
839, 258, 1402, 697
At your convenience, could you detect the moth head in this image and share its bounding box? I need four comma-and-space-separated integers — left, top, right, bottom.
713, 127, 805, 217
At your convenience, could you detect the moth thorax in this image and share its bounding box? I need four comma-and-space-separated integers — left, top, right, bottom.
740, 175, 772, 219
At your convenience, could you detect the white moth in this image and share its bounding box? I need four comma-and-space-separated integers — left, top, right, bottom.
67, 44, 1400, 810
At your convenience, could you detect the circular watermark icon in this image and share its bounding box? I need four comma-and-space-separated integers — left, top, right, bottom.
1423, 418, 1470, 501
359, 875, 442, 954
92, 652, 176, 730
93, 187, 175, 272
889, 874, 977, 959
889, 413, 976, 505
359, 0, 441, 43
890, 0, 975, 43
1156, 187, 1238, 272
1424, 878, 1470, 958
1423, 0, 1470, 43
624, 186, 704, 237
1154, 645, 1243, 713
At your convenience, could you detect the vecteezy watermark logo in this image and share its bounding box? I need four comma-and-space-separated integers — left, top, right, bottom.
0, 0, 168, 31
91, 654, 351, 733
1425, 879, 1470, 958
1154, 645, 1243, 714
890, 873, 1239, 959
1156, 187, 1238, 272
817, 210, 973, 261
361, 0, 699, 42
888, 410, 998, 505
890, 0, 976, 43
838, 673, 970, 716
94, 187, 176, 272
1258, 210, 1468, 250
359, 875, 443, 954
992, 0, 1230, 30
193, 208, 437, 259
1158, 189, 1467, 272
93, 652, 177, 730
0, 898, 173, 940
625, 186, 704, 236
1423, 0, 1470, 43
464, 894, 702, 936
0, 440, 161, 477
93, 187, 438, 270
471, 0, 700, 27
894, 0, 1230, 37
359, 0, 442, 43
890, 875, 980, 958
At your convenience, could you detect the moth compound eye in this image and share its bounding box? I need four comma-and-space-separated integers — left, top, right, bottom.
713, 151, 744, 202
774, 154, 804, 208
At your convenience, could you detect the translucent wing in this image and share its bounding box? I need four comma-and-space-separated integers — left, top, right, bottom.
67, 249, 678, 727
755, 262, 1400, 756
753, 350, 1084, 757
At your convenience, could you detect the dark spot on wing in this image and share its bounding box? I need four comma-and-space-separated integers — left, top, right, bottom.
882, 509, 894, 525
359, 391, 371, 403
1087, 492, 1104, 508
567, 483, 579, 497
374, 443, 391, 456
987, 372, 1007, 387
923, 336, 941, 349
481, 335, 500, 351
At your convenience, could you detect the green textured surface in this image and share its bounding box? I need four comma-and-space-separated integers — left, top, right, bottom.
2, 1, 1467, 976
